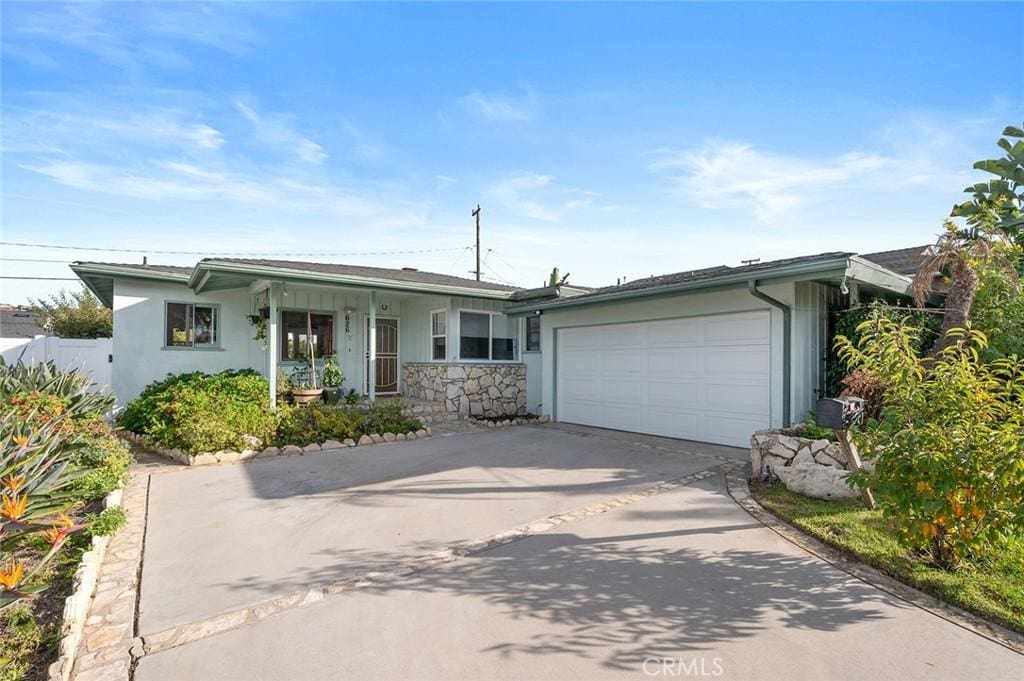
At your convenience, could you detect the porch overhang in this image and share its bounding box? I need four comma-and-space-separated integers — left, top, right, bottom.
189, 261, 515, 300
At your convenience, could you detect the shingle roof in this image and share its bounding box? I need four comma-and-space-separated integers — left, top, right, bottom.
203, 258, 517, 292
74, 262, 192, 276
506, 252, 852, 309
0, 309, 45, 338
859, 245, 933, 275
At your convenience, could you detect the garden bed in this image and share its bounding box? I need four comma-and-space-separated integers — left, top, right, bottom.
121, 425, 432, 467
469, 414, 548, 427
749, 480, 1024, 635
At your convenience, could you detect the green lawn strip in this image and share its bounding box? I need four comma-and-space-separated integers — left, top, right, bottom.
750, 481, 1024, 635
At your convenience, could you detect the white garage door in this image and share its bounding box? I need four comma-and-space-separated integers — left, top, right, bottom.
555, 311, 771, 447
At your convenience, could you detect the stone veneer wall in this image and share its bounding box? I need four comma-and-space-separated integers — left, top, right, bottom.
750, 428, 859, 500
403, 363, 527, 417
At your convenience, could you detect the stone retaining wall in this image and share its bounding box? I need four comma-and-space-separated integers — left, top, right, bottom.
750, 428, 858, 500
48, 488, 124, 681
403, 363, 527, 417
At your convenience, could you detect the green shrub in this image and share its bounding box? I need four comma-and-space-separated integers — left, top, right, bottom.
66, 433, 132, 503
276, 404, 364, 445
85, 507, 126, 537
793, 414, 835, 442
119, 370, 276, 454
365, 399, 421, 436
971, 256, 1024, 361
825, 303, 939, 397
837, 312, 1024, 568
275, 400, 421, 446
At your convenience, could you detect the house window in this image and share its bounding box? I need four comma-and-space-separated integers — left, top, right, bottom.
459, 311, 518, 361
165, 302, 218, 348
281, 311, 333, 361
430, 310, 446, 361
526, 315, 541, 352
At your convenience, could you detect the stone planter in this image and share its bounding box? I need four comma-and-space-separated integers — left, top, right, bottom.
750, 428, 858, 500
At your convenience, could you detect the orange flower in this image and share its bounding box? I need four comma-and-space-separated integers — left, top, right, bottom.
921, 522, 938, 539
43, 513, 76, 546
2, 474, 25, 492
0, 559, 24, 590
12, 434, 29, 447
1, 492, 28, 521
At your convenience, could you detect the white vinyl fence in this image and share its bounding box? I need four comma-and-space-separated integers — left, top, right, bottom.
0, 336, 113, 392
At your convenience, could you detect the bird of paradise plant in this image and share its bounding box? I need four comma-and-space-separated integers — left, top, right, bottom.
0, 410, 86, 611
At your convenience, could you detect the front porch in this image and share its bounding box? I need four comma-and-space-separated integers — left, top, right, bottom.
225, 274, 529, 416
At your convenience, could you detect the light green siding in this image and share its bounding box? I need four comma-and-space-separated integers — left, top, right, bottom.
537, 281, 803, 429
792, 281, 844, 420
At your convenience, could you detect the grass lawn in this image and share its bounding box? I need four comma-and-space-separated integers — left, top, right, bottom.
750, 481, 1024, 635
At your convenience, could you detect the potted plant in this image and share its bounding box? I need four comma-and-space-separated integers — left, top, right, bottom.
322, 357, 344, 404
290, 317, 324, 405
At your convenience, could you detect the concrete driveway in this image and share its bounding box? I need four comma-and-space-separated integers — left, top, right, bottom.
133, 425, 1020, 680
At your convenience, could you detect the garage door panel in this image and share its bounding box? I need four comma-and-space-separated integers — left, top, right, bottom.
601, 350, 644, 375
601, 378, 645, 401
647, 379, 699, 407
647, 319, 700, 345
648, 348, 699, 376
704, 348, 770, 376
601, 325, 644, 347
705, 314, 771, 344
560, 327, 599, 349
561, 351, 601, 375
557, 310, 771, 447
646, 408, 700, 440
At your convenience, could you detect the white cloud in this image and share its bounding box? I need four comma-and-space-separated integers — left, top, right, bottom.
485, 172, 559, 221
457, 88, 539, 123
650, 142, 892, 222
235, 101, 326, 164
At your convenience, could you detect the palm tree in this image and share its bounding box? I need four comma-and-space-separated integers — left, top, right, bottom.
912, 200, 1018, 355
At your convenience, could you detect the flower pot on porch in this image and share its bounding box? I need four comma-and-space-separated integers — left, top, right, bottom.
292, 388, 324, 405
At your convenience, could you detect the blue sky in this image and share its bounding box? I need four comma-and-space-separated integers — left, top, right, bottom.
2, 2, 1022, 303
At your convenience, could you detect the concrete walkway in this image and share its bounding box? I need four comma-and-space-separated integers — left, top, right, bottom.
133, 426, 1020, 680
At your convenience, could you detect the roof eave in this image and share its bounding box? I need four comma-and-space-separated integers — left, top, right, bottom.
506, 256, 853, 315
70, 263, 192, 308
192, 261, 514, 299
845, 256, 913, 296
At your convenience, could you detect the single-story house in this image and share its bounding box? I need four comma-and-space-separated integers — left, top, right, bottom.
71, 245, 929, 448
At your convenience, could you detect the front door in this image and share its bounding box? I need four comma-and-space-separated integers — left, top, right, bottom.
366, 317, 399, 394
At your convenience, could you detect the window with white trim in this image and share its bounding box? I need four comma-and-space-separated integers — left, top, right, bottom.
430, 310, 446, 360
459, 311, 518, 361
165, 302, 218, 348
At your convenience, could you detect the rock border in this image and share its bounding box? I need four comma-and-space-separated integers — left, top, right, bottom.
724, 464, 1024, 656
120, 427, 433, 467
47, 487, 125, 681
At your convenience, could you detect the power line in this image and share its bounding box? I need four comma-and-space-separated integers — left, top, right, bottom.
1, 257, 73, 263
0, 276, 80, 281
0, 241, 471, 258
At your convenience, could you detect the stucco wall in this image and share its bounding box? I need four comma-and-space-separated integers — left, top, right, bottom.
534, 280, 818, 429
110, 279, 522, 405
112, 279, 263, 404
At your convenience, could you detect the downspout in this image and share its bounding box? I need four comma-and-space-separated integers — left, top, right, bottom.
747, 280, 791, 427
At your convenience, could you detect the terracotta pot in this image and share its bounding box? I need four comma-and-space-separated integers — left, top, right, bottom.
292, 388, 324, 405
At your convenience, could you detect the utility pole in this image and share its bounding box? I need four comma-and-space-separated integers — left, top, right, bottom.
472, 204, 481, 281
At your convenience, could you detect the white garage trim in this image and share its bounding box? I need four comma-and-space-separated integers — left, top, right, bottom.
554, 311, 771, 447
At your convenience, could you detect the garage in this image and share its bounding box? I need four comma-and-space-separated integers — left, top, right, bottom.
555, 311, 771, 447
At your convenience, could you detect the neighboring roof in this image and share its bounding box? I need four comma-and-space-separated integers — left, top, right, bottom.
859, 245, 933, 276
202, 259, 516, 293
0, 308, 45, 338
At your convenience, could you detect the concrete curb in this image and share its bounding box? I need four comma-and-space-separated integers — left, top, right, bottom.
723, 464, 1024, 657
47, 487, 126, 681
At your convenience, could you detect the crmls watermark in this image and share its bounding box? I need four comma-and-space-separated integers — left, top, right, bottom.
642, 656, 725, 677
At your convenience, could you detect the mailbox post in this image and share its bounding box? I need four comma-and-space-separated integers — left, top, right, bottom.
815, 397, 876, 510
